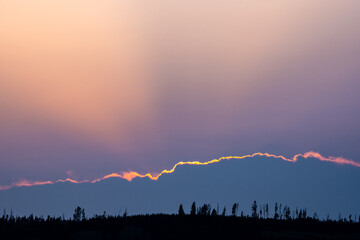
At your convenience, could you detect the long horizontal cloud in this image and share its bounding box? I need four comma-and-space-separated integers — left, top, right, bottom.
0, 151, 359, 191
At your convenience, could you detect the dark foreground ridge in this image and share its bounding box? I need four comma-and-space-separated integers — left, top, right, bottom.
1, 214, 360, 240
1, 202, 360, 240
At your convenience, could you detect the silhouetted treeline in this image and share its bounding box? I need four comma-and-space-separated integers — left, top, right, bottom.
1, 202, 360, 240
177, 201, 359, 223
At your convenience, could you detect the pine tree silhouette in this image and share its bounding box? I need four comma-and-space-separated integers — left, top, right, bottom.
73, 206, 83, 221
251, 201, 258, 218
222, 206, 226, 216
190, 202, 196, 216
231, 203, 239, 216
274, 203, 279, 220
178, 204, 185, 216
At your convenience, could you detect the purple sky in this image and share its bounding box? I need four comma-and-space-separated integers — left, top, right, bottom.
0, 0, 360, 187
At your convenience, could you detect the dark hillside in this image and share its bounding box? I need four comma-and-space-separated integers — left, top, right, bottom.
1, 214, 360, 240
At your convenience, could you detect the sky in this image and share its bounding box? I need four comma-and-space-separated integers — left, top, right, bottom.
0, 0, 360, 189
